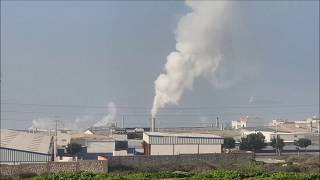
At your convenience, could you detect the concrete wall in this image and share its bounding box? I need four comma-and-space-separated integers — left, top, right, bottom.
0, 160, 108, 177
108, 153, 253, 172
1, 153, 254, 176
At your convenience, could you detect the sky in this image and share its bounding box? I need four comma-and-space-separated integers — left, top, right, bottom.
1, 1, 319, 130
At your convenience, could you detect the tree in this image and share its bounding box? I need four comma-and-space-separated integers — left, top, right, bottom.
270, 136, 285, 156
66, 142, 82, 157
239, 132, 267, 152
224, 137, 235, 150
294, 138, 311, 152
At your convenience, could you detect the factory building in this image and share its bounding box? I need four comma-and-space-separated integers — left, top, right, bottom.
232, 116, 262, 129
143, 132, 223, 155
0, 129, 53, 164
70, 133, 128, 159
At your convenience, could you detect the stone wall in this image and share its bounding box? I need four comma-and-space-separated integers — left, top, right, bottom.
108, 153, 253, 172
0, 153, 254, 177
0, 160, 108, 177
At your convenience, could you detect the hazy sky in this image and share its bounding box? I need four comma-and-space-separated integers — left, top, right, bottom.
1, 1, 319, 129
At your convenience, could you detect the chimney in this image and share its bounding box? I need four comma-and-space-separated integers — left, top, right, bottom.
151, 117, 156, 132
216, 117, 219, 128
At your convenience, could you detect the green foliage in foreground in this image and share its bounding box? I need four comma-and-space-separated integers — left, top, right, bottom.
18, 170, 320, 180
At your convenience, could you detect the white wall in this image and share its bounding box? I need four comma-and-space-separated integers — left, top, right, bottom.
86, 141, 114, 153
199, 144, 221, 153
150, 145, 173, 155
113, 150, 128, 156
174, 144, 198, 155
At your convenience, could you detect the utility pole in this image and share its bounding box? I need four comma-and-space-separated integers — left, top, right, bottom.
122, 115, 125, 129
54, 118, 58, 161
216, 117, 219, 129
276, 123, 280, 156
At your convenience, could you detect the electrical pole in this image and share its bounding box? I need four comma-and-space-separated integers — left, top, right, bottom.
216, 117, 219, 129
122, 115, 125, 129
54, 118, 58, 161
276, 123, 279, 156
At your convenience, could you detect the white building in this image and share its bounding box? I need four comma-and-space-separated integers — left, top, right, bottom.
294, 117, 320, 132
270, 119, 290, 126
143, 132, 223, 155
232, 116, 262, 129
0, 129, 53, 164
241, 130, 306, 143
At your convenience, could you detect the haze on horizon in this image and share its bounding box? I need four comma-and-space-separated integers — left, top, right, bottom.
1, 1, 319, 130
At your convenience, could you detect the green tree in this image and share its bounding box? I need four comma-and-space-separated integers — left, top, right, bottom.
66, 142, 82, 157
270, 136, 285, 156
224, 137, 235, 150
239, 132, 267, 152
294, 138, 311, 152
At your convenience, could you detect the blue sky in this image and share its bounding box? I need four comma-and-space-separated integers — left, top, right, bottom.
1, 1, 319, 129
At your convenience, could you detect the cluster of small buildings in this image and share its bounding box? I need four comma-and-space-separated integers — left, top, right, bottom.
232, 116, 320, 134
0, 127, 224, 164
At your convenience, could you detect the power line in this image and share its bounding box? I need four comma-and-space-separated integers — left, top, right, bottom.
1, 102, 318, 110
1, 111, 317, 122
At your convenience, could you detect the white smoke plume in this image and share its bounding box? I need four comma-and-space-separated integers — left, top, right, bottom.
93, 102, 117, 127
151, 1, 233, 117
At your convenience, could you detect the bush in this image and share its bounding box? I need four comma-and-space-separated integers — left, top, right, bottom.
5, 169, 318, 180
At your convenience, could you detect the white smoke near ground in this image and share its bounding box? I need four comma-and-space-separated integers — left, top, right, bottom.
151, 1, 235, 117
29, 102, 117, 130
93, 102, 117, 127
29, 117, 84, 130
29, 117, 55, 130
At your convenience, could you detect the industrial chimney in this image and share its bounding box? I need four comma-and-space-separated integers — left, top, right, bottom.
151, 117, 156, 132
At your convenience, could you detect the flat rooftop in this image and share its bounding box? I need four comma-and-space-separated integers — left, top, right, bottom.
144, 132, 223, 138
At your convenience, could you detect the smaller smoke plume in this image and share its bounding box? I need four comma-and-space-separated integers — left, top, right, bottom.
249, 96, 255, 104
93, 102, 117, 127
29, 117, 55, 130
248, 96, 280, 105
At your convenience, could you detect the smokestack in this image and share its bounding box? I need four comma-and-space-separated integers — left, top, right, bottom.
122, 116, 125, 129
151, 117, 156, 132
216, 117, 219, 128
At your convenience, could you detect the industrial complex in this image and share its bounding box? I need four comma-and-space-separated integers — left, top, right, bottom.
0, 116, 319, 164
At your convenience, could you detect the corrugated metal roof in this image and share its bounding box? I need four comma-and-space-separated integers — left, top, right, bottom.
144, 132, 223, 138
0, 129, 52, 154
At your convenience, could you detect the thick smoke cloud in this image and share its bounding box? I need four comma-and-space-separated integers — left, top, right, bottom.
151, 1, 233, 117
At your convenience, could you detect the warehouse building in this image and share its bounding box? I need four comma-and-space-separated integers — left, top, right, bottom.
143, 132, 223, 155
71, 133, 128, 159
0, 129, 53, 164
